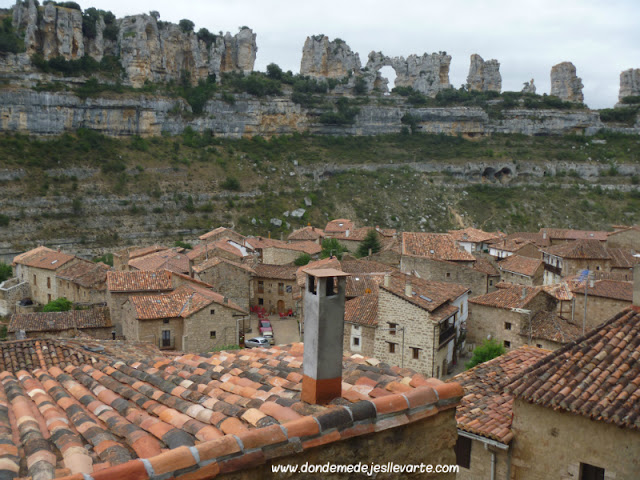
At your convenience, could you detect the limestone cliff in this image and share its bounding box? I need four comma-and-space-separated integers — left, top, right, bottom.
619, 68, 640, 102
550, 62, 584, 103
467, 54, 501, 92
299, 35, 361, 79
522, 79, 536, 94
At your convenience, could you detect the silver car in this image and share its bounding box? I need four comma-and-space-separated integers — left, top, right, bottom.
244, 337, 270, 348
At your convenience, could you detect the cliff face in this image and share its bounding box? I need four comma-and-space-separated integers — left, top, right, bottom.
619, 69, 640, 102
550, 62, 584, 103
6, 0, 257, 87
299, 35, 361, 79
467, 54, 501, 92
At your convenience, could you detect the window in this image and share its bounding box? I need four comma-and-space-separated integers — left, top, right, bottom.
163, 319, 169, 324
504, 340, 511, 348
388, 342, 396, 354
257, 281, 264, 294
210, 309, 215, 315
47, 294, 51, 302
47, 277, 51, 288
504, 322, 512, 330
352, 337, 360, 346
536, 343, 543, 348
454, 436, 472, 469
210, 331, 216, 339
278, 282, 284, 295
258, 298, 264, 305
388, 323, 397, 335
411, 348, 420, 359
446, 272, 451, 278
580, 463, 604, 480
489, 279, 494, 286
33, 274, 36, 285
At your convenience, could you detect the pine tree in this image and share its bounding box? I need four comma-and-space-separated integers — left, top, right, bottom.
357, 229, 382, 258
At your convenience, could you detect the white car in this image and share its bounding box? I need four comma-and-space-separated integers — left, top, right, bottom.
245, 337, 270, 348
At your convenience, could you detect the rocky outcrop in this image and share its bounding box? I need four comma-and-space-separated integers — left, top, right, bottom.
467, 54, 501, 92
550, 62, 584, 103
299, 35, 361, 79
619, 68, 640, 102
522, 79, 536, 94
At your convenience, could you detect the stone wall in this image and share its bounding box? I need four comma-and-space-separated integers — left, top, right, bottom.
0, 278, 31, 316
343, 322, 376, 357
299, 35, 361, 79
571, 293, 629, 331
499, 267, 543, 286
456, 437, 509, 480
19, 326, 112, 340
194, 262, 252, 311
56, 278, 106, 305
606, 227, 640, 250
261, 247, 301, 265
619, 68, 640, 103
183, 303, 240, 352
511, 399, 640, 479
15, 261, 79, 305
250, 277, 296, 315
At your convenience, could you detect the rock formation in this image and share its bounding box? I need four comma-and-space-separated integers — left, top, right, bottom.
619, 69, 640, 102
299, 35, 361, 79
466, 54, 501, 92
550, 62, 584, 103
522, 79, 536, 94
8, 0, 257, 87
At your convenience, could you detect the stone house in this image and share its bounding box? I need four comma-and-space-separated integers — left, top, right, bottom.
198, 226, 247, 245
606, 224, 640, 250
323, 218, 355, 236
187, 237, 255, 268
112, 245, 166, 271
192, 257, 255, 311
487, 236, 541, 260
128, 247, 190, 275
251, 264, 298, 314
569, 278, 632, 330
8, 307, 113, 340
450, 346, 549, 480
448, 227, 501, 253
13, 246, 79, 305
0, 277, 31, 316
247, 237, 321, 265
55, 259, 111, 306
344, 270, 469, 379
402, 232, 476, 266
123, 283, 248, 352
467, 284, 571, 351
287, 225, 325, 244
539, 227, 608, 246
498, 254, 544, 286
331, 227, 393, 254
505, 305, 640, 479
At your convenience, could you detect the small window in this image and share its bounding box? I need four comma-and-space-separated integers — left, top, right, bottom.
489, 279, 494, 286
388, 342, 396, 353
47, 277, 51, 288
278, 282, 284, 295
33, 274, 37, 285
454, 436, 472, 469
353, 325, 360, 330
210, 309, 215, 315
257, 281, 264, 294
258, 298, 264, 305
580, 463, 604, 480
352, 337, 360, 346
411, 348, 420, 359
504, 322, 512, 330
504, 340, 511, 348
388, 323, 397, 335
446, 272, 451, 278
210, 331, 216, 339
47, 294, 51, 302
163, 319, 169, 324
536, 343, 543, 348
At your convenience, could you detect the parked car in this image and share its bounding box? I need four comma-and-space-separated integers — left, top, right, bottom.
245, 337, 270, 348
259, 323, 275, 344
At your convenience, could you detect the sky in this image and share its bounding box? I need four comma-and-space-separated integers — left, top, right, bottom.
2, 0, 638, 108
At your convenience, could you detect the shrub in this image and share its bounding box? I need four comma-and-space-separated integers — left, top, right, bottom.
599, 106, 639, 125
179, 19, 195, 33
0, 262, 12, 283
93, 253, 113, 266
266, 63, 283, 80
43, 297, 73, 312
356, 229, 382, 257
294, 253, 312, 266
0, 214, 9, 227
174, 240, 193, 249
197, 28, 217, 47
318, 97, 360, 125
354, 76, 367, 95
621, 95, 640, 105
321, 238, 348, 260
221, 177, 241, 191
465, 339, 506, 369
0, 16, 24, 54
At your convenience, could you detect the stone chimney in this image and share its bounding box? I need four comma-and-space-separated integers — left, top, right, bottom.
521, 287, 527, 300
223, 296, 229, 304
633, 264, 640, 308
302, 269, 350, 404
384, 274, 390, 287
345, 229, 350, 238
405, 281, 412, 297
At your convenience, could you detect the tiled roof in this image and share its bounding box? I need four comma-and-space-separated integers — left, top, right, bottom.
324, 218, 354, 234
472, 257, 500, 276
506, 307, 640, 430
503, 232, 550, 247
569, 279, 633, 302
127, 245, 168, 260
250, 237, 321, 255
608, 248, 640, 269
487, 236, 539, 253
542, 240, 611, 260
199, 227, 246, 242
192, 257, 256, 276
469, 284, 546, 310
56, 259, 110, 289
540, 228, 609, 242
341, 259, 394, 275
211, 239, 247, 258
542, 283, 574, 301
0, 340, 463, 480
380, 271, 468, 314
448, 227, 500, 244
450, 346, 549, 443
253, 264, 298, 280
332, 227, 374, 241
345, 294, 379, 326
9, 307, 112, 333
107, 270, 173, 292
346, 275, 380, 298
287, 226, 324, 241
402, 233, 475, 262
130, 284, 247, 319
129, 249, 190, 274
498, 255, 543, 277
523, 311, 582, 344
296, 257, 341, 286
376, 227, 397, 238
13, 247, 76, 270
607, 225, 640, 237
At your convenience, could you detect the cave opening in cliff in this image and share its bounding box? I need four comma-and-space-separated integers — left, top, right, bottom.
379, 66, 397, 95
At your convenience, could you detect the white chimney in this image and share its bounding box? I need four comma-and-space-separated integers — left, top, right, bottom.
345, 229, 350, 238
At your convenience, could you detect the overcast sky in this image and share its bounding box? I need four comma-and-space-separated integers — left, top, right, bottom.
2, 0, 638, 108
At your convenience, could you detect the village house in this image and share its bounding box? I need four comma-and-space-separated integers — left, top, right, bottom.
344, 270, 469, 379
448, 227, 502, 253
287, 225, 325, 244
0, 276, 31, 316
128, 247, 190, 275
198, 226, 247, 245
12, 246, 79, 305
123, 283, 248, 352
55, 259, 111, 306
487, 236, 542, 259
498, 254, 544, 286
568, 278, 632, 331
330, 226, 394, 254
192, 257, 255, 311
112, 245, 166, 271
247, 237, 321, 264
450, 346, 549, 480
323, 218, 355, 237
606, 224, 640, 250
539, 227, 609, 245
251, 264, 299, 315
467, 284, 578, 351
506, 303, 640, 479
8, 307, 113, 340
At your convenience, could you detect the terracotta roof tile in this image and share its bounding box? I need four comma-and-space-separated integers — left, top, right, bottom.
608, 248, 640, 269
295, 257, 341, 286
540, 228, 609, 242
55, 259, 110, 289
498, 255, 543, 277
345, 295, 378, 326
107, 270, 173, 292
402, 233, 475, 262
380, 271, 467, 314
450, 346, 549, 443
506, 307, 640, 430
199, 227, 246, 242
126, 245, 168, 260
287, 226, 324, 241
448, 227, 501, 244
191, 256, 255, 275
568, 279, 633, 302
324, 219, 354, 234
346, 275, 380, 298
523, 311, 582, 344
340, 259, 394, 275
542, 240, 611, 260
469, 284, 547, 310
129, 249, 190, 274
9, 307, 112, 333
472, 257, 500, 276
332, 227, 374, 241
13, 247, 76, 271
487, 236, 540, 253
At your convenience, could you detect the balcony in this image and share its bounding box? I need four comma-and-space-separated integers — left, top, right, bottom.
439, 325, 456, 348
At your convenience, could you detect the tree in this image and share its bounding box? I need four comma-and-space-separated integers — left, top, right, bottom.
266, 63, 283, 80
294, 253, 311, 266
149, 10, 160, 20
0, 262, 12, 283
43, 297, 73, 312
179, 19, 195, 33
465, 339, 505, 369
320, 238, 348, 260
356, 229, 382, 258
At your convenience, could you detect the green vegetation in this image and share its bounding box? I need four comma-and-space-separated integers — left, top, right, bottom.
321, 238, 349, 260
179, 19, 195, 33
294, 253, 312, 266
221, 176, 241, 191
82, 7, 118, 41
0, 16, 24, 54
174, 240, 193, 249
32, 54, 123, 79
599, 106, 640, 125
222, 72, 281, 97
43, 297, 73, 312
93, 253, 113, 266
357, 229, 382, 257
621, 96, 640, 105
0, 214, 9, 227
0, 262, 12, 283
45, 2, 81, 10
210, 344, 242, 352
319, 97, 360, 125
465, 339, 506, 369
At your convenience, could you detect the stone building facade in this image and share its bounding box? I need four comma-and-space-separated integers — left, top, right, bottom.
251, 265, 298, 315
570, 280, 632, 330
193, 258, 254, 311
0, 278, 31, 316
55, 260, 110, 306
606, 225, 640, 250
